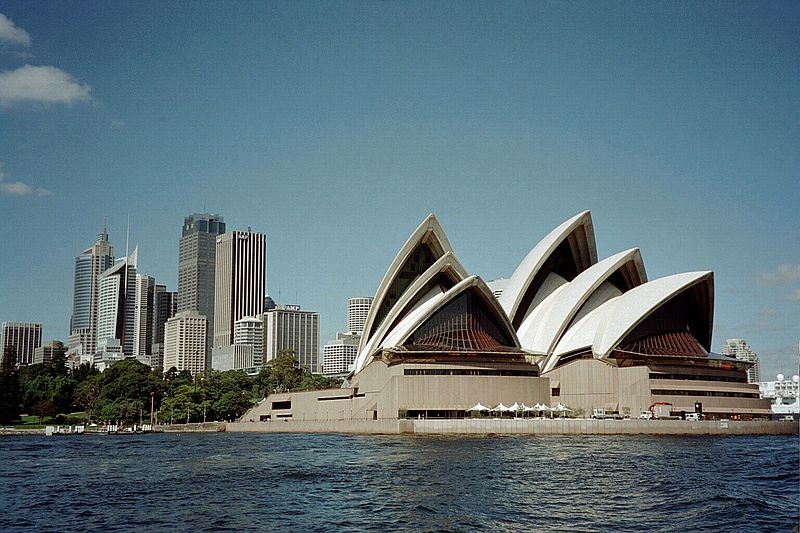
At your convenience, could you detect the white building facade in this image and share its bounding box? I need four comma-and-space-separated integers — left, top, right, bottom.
322, 332, 360, 375
213, 230, 266, 350
164, 310, 207, 375
721, 338, 760, 383
234, 316, 264, 366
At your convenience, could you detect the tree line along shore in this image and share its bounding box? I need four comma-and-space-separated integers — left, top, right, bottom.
0, 345, 340, 427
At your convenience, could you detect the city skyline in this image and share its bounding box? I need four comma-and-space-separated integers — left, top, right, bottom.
0, 3, 798, 377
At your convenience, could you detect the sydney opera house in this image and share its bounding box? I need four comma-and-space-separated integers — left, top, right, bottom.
246, 212, 770, 422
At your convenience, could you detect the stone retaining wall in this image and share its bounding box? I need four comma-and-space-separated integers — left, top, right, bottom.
226, 418, 798, 436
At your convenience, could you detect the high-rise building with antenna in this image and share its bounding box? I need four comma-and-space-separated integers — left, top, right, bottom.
69, 228, 114, 356
96, 248, 138, 357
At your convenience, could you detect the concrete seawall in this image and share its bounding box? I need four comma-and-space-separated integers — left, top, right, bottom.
227, 419, 799, 436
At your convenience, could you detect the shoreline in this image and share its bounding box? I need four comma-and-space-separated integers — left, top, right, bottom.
3, 419, 796, 437
226, 418, 798, 436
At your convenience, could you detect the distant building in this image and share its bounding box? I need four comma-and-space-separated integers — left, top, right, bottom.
721, 339, 760, 383
263, 305, 320, 373
33, 340, 63, 365
213, 230, 266, 350
70, 228, 114, 357
234, 316, 263, 366
322, 332, 360, 375
94, 338, 124, 371
149, 285, 177, 370
96, 248, 138, 357
211, 344, 255, 372
2, 321, 42, 365
347, 297, 373, 335
322, 297, 373, 375
178, 213, 225, 362
164, 310, 207, 375
132, 274, 155, 364
759, 374, 800, 419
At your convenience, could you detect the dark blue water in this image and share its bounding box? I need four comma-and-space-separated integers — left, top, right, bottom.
0, 433, 797, 532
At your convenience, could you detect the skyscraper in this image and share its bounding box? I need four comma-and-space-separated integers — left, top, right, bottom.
263, 305, 320, 373
1, 322, 42, 365
70, 229, 114, 356
721, 338, 761, 384
178, 213, 225, 360
213, 230, 266, 350
96, 248, 137, 357
132, 274, 155, 363
150, 285, 177, 369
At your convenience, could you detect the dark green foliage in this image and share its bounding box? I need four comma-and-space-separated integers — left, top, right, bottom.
12, 348, 339, 424
0, 346, 21, 423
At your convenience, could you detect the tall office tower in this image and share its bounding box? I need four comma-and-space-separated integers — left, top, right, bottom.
234, 316, 264, 366
347, 297, 373, 334
263, 306, 320, 373
213, 230, 266, 351
96, 248, 137, 357
150, 285, 177, 369
1, 322, 42, 365
70, 229, 114, 356
178, 213, 226, 360
132, 274, 155, 363
721, 338, 761, 384
163, 310, 207, 375
33, 340, 64, 365
322, 332, 360, 375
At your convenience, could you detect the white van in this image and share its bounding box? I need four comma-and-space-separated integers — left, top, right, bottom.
685, 413, 700, 421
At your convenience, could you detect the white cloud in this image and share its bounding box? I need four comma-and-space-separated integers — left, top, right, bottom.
0, 13, 31, 47
0, 166, 53, 197
0, 64, 91, 105
756, 264, 800, 284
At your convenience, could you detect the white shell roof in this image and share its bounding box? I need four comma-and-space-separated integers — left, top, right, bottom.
499, 211, 597, 325
353, 252, 469, 373
358, 214, 454, 353
524, 248, 646, 356
517, 284, 568, 354
378, 275, 521, 351
592, 271, 713, 358
544, 298, 618, 372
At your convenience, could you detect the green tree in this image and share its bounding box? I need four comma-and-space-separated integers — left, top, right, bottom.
0, 346, 21, 423
269, 350, 303, 392
32, 399, 56, 424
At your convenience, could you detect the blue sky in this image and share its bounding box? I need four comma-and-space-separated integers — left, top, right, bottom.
1, 2, 797, 377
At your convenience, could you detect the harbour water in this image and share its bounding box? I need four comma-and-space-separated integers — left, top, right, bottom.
1, 433, 797, 532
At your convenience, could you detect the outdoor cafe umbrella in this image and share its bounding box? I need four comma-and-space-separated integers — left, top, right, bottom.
467, 403, 490, 412
551, 403, 573, 417
492, 403, 510, 412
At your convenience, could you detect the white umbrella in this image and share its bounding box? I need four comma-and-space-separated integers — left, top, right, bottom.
522, 404, 537, 412
535, 403, 550, 411
467, 403, 490, 412
508, 402, 521, 412
493, 403, 509, 412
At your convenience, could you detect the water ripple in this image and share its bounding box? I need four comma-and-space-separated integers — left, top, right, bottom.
0, 433, 797, 531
